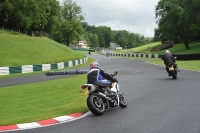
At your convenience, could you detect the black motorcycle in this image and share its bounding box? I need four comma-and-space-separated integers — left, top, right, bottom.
166, 57, 178, 79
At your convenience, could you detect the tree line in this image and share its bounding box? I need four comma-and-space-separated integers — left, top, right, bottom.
82, 24, 152, 49
0, 0, 152, 48
154, 0, 200, 49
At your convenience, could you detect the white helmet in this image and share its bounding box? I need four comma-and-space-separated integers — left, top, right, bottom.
165, 50, 171, 54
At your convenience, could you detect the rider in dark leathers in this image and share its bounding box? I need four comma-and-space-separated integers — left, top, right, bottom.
163, 50, 179, 76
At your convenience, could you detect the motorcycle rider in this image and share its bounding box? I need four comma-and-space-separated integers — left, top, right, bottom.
87, 62, 116, 87
163, 50, 179, 76
87, 62, 116, 97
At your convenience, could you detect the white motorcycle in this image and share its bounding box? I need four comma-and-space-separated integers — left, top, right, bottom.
81, 71, 128, 116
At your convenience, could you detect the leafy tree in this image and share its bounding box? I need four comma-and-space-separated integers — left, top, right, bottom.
155, 0, 200, 49
59, 0, 85, 46
183, 0, 200, 41
96, 28, 105, 48
43, 0, 61, 34
0, 0, 14, 28
127, 33, 135, 48
88, 33, 99, 47
98, 26, 111, 48
0, 0, 61, 35
115, 30, 129, 48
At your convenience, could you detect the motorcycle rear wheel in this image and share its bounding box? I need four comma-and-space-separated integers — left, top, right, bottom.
87, 95, 105, 116
171, 71, 177, 79
118, 91, 128, 108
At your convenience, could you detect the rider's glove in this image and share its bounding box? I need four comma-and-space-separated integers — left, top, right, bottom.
112, 77, 118, 82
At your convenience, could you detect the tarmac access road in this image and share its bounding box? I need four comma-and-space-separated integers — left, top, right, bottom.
1, 54, 200, 133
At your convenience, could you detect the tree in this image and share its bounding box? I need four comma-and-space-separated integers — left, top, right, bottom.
155, 0, 200, 49
115, 30, 129, 48
88, 33, 99, 47
0, 0, 61, 35
43, 0, 61, 34
96, 29, 105, 48
98, 26, 111, 48
60, 0, 85, 46
127, 33, 135, 48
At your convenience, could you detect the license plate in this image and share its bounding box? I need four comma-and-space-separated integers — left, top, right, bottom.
169, 66, 174, 71
81, 88, 88, 96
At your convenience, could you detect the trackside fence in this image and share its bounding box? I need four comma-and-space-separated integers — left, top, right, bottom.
0, 57, 88, 76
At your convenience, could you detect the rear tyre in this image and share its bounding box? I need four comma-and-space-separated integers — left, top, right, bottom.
119, 91, 128, 108
172, 71, 177, 79
87, 95, 105, 116
171, 71, 177, 79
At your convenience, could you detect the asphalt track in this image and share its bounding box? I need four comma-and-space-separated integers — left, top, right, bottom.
1, 54, 200, 133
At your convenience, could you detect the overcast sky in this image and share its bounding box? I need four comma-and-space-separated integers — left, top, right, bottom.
59, 0, 159, 37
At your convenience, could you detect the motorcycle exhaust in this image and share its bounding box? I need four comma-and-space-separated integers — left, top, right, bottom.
98, 92, 108, 99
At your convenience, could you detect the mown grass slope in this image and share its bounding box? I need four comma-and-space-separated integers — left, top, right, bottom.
0, 34, 85, 67
114, 42, 162, 53
115, 41, 200, 54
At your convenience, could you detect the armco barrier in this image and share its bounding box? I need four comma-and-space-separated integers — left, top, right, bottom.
161, 54, 200, 60
107, 53, 160, 59
0, 57, 88, 76
108, 52, 200, 60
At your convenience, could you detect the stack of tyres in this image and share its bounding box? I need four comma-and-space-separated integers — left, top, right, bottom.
45, 69, 88, 76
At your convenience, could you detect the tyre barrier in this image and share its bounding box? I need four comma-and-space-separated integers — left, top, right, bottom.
45, 69, 89, 76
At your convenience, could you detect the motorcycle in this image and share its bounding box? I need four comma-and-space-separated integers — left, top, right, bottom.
167, 57, 178, 79
106, 53, 109, 57
81, 71, 128, 116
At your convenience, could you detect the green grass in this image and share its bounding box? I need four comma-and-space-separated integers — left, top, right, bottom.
115, 42, 200, 55
154, 42, 200, 55
114, 42, 162, 53
0, 34, 85, 66
0, 74, 88, 126
131, 57, 200, 71
0, 29, 27, 36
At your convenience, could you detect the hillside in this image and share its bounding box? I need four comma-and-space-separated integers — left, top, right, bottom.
0, 34, 85, 67
114, 42, 200, 55
114, 42, 162, 53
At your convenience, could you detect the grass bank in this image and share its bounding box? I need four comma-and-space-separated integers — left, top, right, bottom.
114, 42, 200, 55
0, 34, 85, 67
114, 42, 161, 53
0, 34, 92, 126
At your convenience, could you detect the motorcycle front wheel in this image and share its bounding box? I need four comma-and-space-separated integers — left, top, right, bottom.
87, 95, 105, 116
118, 91, 128, 108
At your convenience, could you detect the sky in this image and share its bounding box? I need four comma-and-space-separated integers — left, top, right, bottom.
59, 0, 160, 37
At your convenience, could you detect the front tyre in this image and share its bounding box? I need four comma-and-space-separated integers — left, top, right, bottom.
87, 95, 105, 116
118, 91, 128, 108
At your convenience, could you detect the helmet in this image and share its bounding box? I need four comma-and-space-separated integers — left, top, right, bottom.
90, 62, 99, 69
165, 50, 171, 54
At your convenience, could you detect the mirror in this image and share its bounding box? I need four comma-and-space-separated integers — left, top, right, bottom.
114, 71, 118, 76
